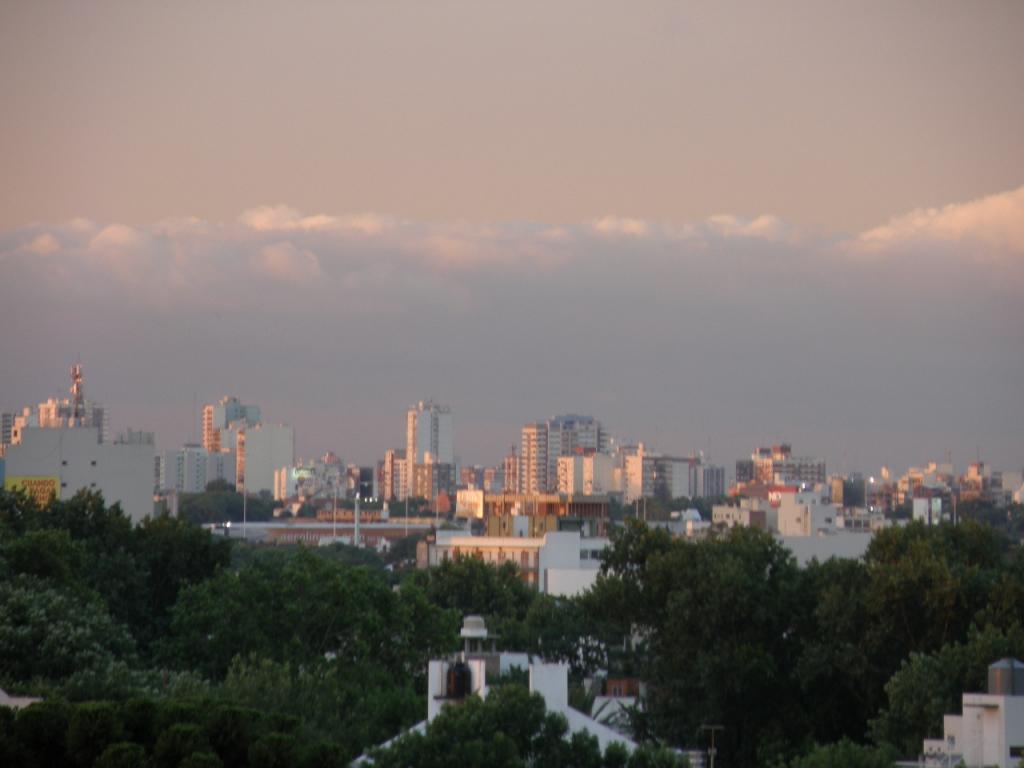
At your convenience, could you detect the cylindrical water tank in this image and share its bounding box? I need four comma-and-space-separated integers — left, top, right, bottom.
987, 658, 1024, 695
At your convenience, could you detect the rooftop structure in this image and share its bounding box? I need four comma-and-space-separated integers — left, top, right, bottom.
919, 658, 1024, 768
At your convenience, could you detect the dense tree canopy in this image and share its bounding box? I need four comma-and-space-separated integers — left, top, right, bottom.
3, 487, 1023, 767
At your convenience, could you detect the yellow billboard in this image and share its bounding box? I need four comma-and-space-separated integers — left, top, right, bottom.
4, 476, 60, 507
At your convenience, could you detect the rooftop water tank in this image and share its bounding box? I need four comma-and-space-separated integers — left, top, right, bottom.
987, 658, 1024, 695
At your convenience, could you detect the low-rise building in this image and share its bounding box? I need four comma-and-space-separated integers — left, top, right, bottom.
921, 658, 1024, 768
425, 528, 608, 596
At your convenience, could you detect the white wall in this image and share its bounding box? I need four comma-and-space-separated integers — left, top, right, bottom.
4, 426, 154, 523
244, 424, 294, 494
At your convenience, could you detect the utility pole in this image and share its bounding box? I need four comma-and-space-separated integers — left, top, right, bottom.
699, 724, 724, 768
354, 492, 361, 548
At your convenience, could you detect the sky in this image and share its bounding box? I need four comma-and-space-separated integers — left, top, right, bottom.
1, 1, 1022, 476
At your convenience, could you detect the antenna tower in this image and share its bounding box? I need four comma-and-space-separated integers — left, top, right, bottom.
70, 363, 85, 424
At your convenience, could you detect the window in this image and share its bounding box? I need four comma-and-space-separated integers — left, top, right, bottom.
521, 551, 530, 568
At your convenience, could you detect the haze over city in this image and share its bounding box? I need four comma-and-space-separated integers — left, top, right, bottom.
2, 0, 1022, 475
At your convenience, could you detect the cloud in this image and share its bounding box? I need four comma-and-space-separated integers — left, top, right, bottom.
254, 242, 322, 283
1, 187, 1022, 474
1, 185, 1021, 313
854, 185, 1024, 254
705, 213, 789, 240
239, 205, 393, 235
89, 224, 148, 251
23, 233, 60, 255
591, 216, 652, 237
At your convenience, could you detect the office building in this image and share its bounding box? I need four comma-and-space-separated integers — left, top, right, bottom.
238, 423, 294, 494
520, 414, 608, 494
405, 400, 453, 499
750, 444, 826, 486
202, 396, 260, 453
4, 426, 154, 523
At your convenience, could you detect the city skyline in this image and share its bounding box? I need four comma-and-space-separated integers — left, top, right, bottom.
1, 1, 1022, 477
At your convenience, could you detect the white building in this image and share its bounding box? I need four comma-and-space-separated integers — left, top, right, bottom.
405, 400, 453, 498
358, 615, 636, 764
776, 488, 835, 537
161, 444, 237, 494
557, 452, 615, 495
3, 425, 154, 523
406, 400, 453, 466
240, 423, 295, 494
273, 466, 297, 501
623, 443, 693, 502
427, 527, 608, 597
921, 658, 1024, 768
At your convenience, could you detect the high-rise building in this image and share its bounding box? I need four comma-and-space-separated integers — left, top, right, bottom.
404, 400, 453, 499
381, 448, 406, 501
4, 425, 154, 522
545, 415, 607, 488
237, 423, 294, 494
483, 465, 505, 493
622, 443, 693, 502
520, 423, 548, 494
557, 450, 615, 495
412, 459, 455, 501
503, 448, 519, 493
460, 465, 484, 489
750, 444, 826, 486
697, 464, 726, 498
161, 444, 237, 494
202, 396, 261, 453
406, 400, 453, 466
520, 415, 607, 494
1, 412, 14, 449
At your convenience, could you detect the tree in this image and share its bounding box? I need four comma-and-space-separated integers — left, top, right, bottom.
67, 701, 124, 768
369, 684, 687, 768
787, 740, 895, 768
0, 576, 136, 684
94, 742, 148, 768
869, 623, 1024, 757
160, 547, 457, 679
584, 525, 806, 765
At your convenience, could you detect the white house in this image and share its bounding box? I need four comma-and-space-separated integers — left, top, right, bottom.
357, 616, 636, 764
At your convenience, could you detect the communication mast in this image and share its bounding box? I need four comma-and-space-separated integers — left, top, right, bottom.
70, 363, 85, 425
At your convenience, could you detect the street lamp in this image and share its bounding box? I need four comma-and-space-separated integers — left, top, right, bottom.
699, 724, 724, 768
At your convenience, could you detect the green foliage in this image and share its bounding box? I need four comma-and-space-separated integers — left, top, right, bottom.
869, 623, 1024, 755
415, 556, 535, 622
179, 752, 225, 768
583, 518, 1021, 764
0, 489, 231, 656
13, 699, 71, 766
67, 701, 124, 767
94, 742, 148, 768
152, 722, 209, 768
0, 576, 136, 684
248, 732, 298, 768
222, 655, 422, 762
160, 547, 457, 679
786, 739, 895, 768
370, 684, 687, 768
178, 489, 276, 526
